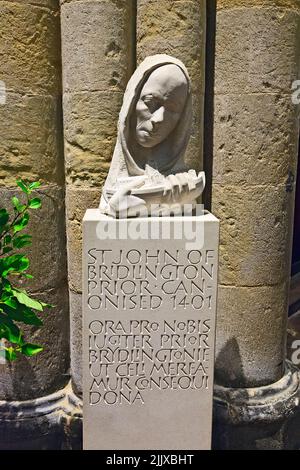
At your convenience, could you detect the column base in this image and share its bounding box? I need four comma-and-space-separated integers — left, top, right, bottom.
213, 361, 300, 449
0, 381, 83, 450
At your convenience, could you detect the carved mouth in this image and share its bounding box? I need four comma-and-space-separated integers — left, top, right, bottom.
138, 129, 152, 138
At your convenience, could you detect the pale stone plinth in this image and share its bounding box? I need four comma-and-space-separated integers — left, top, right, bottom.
82, 210, 219, 450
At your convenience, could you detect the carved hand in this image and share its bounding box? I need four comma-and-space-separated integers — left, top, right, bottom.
163, 172, 198, 198
103, 176, 147, 218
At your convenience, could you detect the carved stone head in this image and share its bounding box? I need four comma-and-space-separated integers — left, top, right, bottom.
103, 54, 193, 190
100, 55, 205, 218
135, 64, 189, 149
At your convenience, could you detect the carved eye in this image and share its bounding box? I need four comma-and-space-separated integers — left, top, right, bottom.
144, 98, 160, 114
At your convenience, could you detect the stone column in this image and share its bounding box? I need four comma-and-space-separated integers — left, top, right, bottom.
136, 0, 206, 173
212, 0, 300, 449
60, 0, 135, 398
0, 0, 71, 449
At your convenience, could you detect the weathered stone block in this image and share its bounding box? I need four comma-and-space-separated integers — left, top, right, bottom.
213, 93, 300, 186
215, 7, 300, 94
63, 91, 123, 187
137, 0, 206, 93
0, 2, 61, 95
12, 0, 59, 9
215, 283, 288, 387
65, 187, 100, 293
137, 0, 206, 173
69, 290, 82, 397
60, 0, 134, 93
185, 93, 204, 173
212, 183, 295, 287
0, 94, 64, 186
217, 0, 300, 10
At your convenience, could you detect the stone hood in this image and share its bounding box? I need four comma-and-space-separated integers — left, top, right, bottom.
102, 54, 193, 193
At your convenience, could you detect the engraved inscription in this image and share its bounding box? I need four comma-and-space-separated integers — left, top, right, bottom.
85, 248, 216, 405
86, 249, 215, 311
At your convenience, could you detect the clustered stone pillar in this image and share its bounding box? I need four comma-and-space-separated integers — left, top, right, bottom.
212, 0, 300, 449
60, 0, 135, 399
136, 0, 206, 173
0, 0, 71, 449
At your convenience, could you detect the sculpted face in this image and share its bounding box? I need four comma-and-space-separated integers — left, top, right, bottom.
135, 64, 188, 148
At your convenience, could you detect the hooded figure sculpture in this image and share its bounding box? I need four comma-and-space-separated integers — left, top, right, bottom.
99, 54, 205, 218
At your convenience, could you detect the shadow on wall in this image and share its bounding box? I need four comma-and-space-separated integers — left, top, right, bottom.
213, 338, 300, 450
292, 135, 300, 275
0, 355, 40, 401
214, 337, 247, 388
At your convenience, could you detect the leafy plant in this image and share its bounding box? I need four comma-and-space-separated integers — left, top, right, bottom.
0, 180, 52, 361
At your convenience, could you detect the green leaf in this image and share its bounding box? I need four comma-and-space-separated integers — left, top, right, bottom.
19, 273, 34, 279
2, 297, 18, 309
16, 179, 29, 194
13, 234, 32, 249
21, 343, 43, 356
2, 246, 12, 254
0, 254, 30, 277
0, 291, 11, 302
11, 196, 26, 213
28, 182, 41, 191
28, 198, 41, 210
12, 289, 44, 311
0, 315, 21, 344
1, 278, 12, 292
1, 303, 43, 327
0, 322, 8, 340
0, 209, 9, 228
39, 301, 53, 309
13, 212, 29, 233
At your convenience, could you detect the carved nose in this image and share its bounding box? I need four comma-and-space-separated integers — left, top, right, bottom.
151, 106, 164, 128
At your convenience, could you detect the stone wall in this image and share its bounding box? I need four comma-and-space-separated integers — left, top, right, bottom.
212, 0, 300, 450
212, 0, 300, 388
0, 0, 207, 448
0, 0, 70, 449
60, 0, 136, 397
0, 0, 299, 450
137, 0, 206, 172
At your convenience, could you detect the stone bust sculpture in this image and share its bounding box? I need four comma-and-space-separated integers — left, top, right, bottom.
99, 54, 205, 218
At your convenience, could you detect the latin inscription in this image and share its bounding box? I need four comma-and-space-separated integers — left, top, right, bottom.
86, 249, 216, 405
